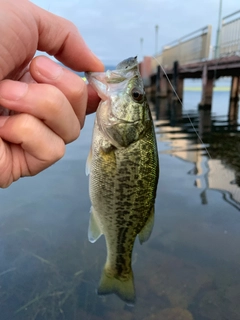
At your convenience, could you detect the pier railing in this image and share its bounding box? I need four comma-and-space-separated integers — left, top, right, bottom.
220, 10, 240, 57
161, 26, 212, 69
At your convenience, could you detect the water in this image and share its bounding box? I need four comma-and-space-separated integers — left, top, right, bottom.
0, 89, 240, 320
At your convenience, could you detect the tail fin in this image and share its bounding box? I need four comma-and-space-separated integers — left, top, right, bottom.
97, 268, 135, 306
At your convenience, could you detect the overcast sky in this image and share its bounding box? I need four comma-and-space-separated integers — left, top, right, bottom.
32, 0, 239, 66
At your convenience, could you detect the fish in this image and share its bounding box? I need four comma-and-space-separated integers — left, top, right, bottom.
85, 57, 159, 305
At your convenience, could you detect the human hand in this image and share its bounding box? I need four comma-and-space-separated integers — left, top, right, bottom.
0, 0, 104, 188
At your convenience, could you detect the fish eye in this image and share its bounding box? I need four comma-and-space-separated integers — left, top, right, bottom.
131, 88, 144, 102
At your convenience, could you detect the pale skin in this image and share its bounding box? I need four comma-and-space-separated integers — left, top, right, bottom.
0, 0, 104, 188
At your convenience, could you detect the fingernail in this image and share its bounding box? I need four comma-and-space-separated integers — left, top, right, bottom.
0, 116, 9, 128
35, 57, 63, 80
0, 81, 28, 101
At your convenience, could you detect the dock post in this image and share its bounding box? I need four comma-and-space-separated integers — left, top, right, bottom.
155, 65, 161, 96
228, 76, 239, 124
199, 63, 213, 108
177, 77, 184, 102
160, 74, 168, 97
155, 66, 168, 98
172, 61, 183, 102
173, 61, 178, 91
167, 79, 172, 100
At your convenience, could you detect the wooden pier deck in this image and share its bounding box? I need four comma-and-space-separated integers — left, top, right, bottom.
166, 55, 240, 79
141, 10, 240, 116
147, 55, 240, 110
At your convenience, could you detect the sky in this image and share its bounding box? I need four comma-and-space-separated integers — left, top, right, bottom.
31, 0, 240, 66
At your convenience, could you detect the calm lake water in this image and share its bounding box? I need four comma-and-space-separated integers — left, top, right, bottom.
0, 87, 240, 320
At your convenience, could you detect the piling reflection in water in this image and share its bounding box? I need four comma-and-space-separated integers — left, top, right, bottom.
150, 95, 240, 210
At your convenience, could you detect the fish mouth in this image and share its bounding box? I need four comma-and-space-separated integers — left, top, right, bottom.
85, 72, 109, 100
85, 58, 139, 101
85, 70, 132, 101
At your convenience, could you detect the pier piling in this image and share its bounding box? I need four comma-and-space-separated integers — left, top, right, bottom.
229, 76, 239, 103
172, 61, 183, 102
155, 66, 168, 98
228, 76, 240, 123
143, 13, 240, 113
199, 64, 214, 109
155, 65, 161, 96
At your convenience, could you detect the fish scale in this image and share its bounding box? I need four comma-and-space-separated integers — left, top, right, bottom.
85, 57, 159, 305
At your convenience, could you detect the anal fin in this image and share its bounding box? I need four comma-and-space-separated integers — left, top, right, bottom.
88, 207, 102, 243
138, 206, 154, 245
85, 148, 92, 176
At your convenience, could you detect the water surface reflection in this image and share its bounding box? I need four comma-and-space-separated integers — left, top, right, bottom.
151, 96, 240, 210
0, 97, 240, 319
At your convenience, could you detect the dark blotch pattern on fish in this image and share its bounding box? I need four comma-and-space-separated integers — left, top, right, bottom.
87, 57, 159, 304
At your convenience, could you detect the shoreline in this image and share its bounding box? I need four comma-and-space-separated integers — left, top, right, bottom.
184, 86, 230, 92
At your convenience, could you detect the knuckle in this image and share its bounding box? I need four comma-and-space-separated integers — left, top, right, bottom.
17, 113, 36, 135
60, 18, 77, 32
53, 139, 66, 161
72, 78, 87, 99
69, 121, 81, 142
44, 85, 66, 116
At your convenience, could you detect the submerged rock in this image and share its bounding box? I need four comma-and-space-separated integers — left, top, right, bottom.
197, 290, 224, 320
223, 284, 240, 320
148, 254, 212, 308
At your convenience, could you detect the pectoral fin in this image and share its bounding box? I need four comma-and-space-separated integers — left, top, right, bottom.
88, 207, 102, 243
85, 148, 92, 176
138, 207, 154, 245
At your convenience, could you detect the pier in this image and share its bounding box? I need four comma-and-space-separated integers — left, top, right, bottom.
140, 9, 240, 117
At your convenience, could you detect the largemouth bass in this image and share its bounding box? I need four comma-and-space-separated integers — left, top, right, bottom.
85, 57, 159, 305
